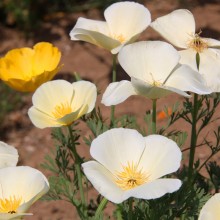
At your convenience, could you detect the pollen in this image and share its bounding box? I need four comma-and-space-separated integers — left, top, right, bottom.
115, 162, 149, 190
113, 34, 126, 43
0, 196, 22, 214
187, 32, 208, 53
52, 101, 72, 119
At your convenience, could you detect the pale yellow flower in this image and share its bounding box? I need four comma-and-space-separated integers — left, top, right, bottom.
70, 1, 151, 54
0, 42, 61, 92
28, 80, 97, 128
0, 166, 49, 220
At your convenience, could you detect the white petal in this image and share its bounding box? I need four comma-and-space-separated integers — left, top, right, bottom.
70, 17, 109, 37
31, 80, 74, 115
71, 80, 97, 113
166, 64, 211, 95
125, 179, 181, 200
90, 128, 145, 174
138, 135, 181, 180
118, 41, 180, 83
205, 38, 220, 48
70, 18, 120, 50
131, 77, 177, 99
0, 166, 49, 213
199, 193, 220, 220
101, 81, 137, 106
151, 9, 195, 48
82, 161, 126, 204
179, 48, 220, 92
0, 142, 18, 168
28, 106, 60, 129
104, 2, 151, 41
0, 213, 32, 220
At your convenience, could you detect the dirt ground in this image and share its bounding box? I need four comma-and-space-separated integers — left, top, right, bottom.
0, 0, 220, 219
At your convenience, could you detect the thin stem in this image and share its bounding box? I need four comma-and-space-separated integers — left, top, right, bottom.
94, 197, 108, 219
188, 93, 199, 181
152, 99, 157, 134
67, 125, 86, 217
110, 54, 117, 127
198, 152, 214, 172
128, 198, 133, 220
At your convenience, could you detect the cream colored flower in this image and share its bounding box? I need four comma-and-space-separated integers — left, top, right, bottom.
0, 42, 61, 92
102, 41, 210, 105
0, 166, 49, 220
0, 142, 18, 169
28, 80, 97, 128
82, 128, 182, 204
70, 1, 151, 54
150, 9, 220, 92
198, 193, 220, 220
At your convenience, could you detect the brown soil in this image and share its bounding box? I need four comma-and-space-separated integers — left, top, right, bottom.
0, 0, 220, 219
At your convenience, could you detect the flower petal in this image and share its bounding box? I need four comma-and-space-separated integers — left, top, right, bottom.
71, 80, 97, 113
0, 213, 32, 220
125, 179, 181, 200
118, 41, 180, 83
32, 42, 61, 73
199, 193, 220, 220
70, 18, 120, 50
104, 2, 151, 42
28, 106, 59, 128
179, 48, 220, 92
131, 77, 173, 99
31, 80, 74, 115
82, 161, 126, 204
150, 9, 195, 48
90, 128, 145, 174
205, 38, 220, 48
166, 64, 211, 95
0, 141, 18, 168
138, 135, 181, 180
101, 80, 137, 106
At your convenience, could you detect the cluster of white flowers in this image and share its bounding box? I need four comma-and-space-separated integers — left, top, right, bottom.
69, 1, 220, 218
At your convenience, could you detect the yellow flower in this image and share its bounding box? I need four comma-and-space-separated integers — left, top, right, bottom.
0, 42, 61, 92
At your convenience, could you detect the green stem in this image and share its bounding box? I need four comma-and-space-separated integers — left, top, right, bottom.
67, 125, 86, 217
128, 198, 133, 220
188, 93, 199, 181
110, 54, 117, 127
152, 99, 157, 134
94, 197, 108, 219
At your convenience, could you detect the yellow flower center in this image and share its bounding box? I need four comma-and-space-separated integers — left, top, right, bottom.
0, 196, 22, 214
115, 162, 149, 190
52, 101, 72, 119
187, 32, 208, 53
113, 34, 126, 43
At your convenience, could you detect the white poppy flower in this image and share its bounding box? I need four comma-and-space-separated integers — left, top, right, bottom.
198, 193, 220, 220
82, 128, 182, 204
28, 80, 97, 128
102, 41, 210, 106
70, 1, 151, 54
0, 142, 18, 168
150, 9, 220, 92
0, 166, 49, 219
